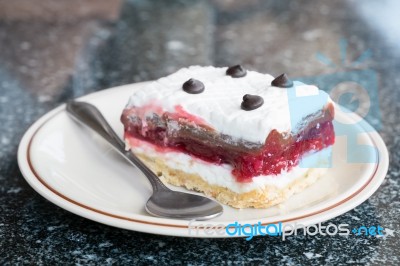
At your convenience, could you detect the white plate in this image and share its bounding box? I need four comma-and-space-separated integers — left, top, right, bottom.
18, 82, 389, 238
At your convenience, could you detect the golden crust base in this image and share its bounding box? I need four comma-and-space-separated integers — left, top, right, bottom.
135, 152, 326, 209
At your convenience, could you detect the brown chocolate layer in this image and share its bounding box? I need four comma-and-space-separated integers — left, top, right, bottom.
121, 102, 334, 156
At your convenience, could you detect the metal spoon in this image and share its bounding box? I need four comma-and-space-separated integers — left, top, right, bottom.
66, 101, 223, 220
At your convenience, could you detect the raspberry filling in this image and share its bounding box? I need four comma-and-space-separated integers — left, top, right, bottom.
121, 104, 335, 182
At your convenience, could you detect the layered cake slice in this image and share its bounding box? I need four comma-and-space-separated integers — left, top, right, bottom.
121, 66, 335, 208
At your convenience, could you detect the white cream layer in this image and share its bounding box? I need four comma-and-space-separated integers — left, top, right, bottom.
126, 66, 332, 144
126, 137, 331, 193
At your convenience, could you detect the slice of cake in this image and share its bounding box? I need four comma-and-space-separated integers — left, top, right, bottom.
121, 65, 335, 208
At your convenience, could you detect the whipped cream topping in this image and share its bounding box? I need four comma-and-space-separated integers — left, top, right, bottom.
126, 136, 331, 193
127, 66, 331, 144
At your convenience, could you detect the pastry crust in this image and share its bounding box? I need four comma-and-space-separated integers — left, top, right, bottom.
135, 152, 326, 209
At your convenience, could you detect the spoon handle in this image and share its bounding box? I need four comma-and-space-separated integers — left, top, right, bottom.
66, 101, 169, 192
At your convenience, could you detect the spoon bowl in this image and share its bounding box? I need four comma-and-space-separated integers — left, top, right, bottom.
146, 190, 223, 220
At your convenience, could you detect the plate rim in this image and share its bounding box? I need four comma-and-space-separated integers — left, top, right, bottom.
17, 82, 389, 237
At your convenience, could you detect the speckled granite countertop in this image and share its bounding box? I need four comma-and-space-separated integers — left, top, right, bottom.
0, 0, 399, 264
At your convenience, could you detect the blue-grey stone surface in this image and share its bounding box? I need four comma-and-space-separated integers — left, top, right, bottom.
0, 0, 399, 264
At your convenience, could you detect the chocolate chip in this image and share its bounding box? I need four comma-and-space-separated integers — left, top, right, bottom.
241, 94, 264, 111
226, 65, 247, 78
182, 78, 205, 94
271, 73, 293, 88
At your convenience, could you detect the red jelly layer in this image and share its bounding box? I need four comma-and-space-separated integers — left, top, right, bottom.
121, 106, 335, 182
